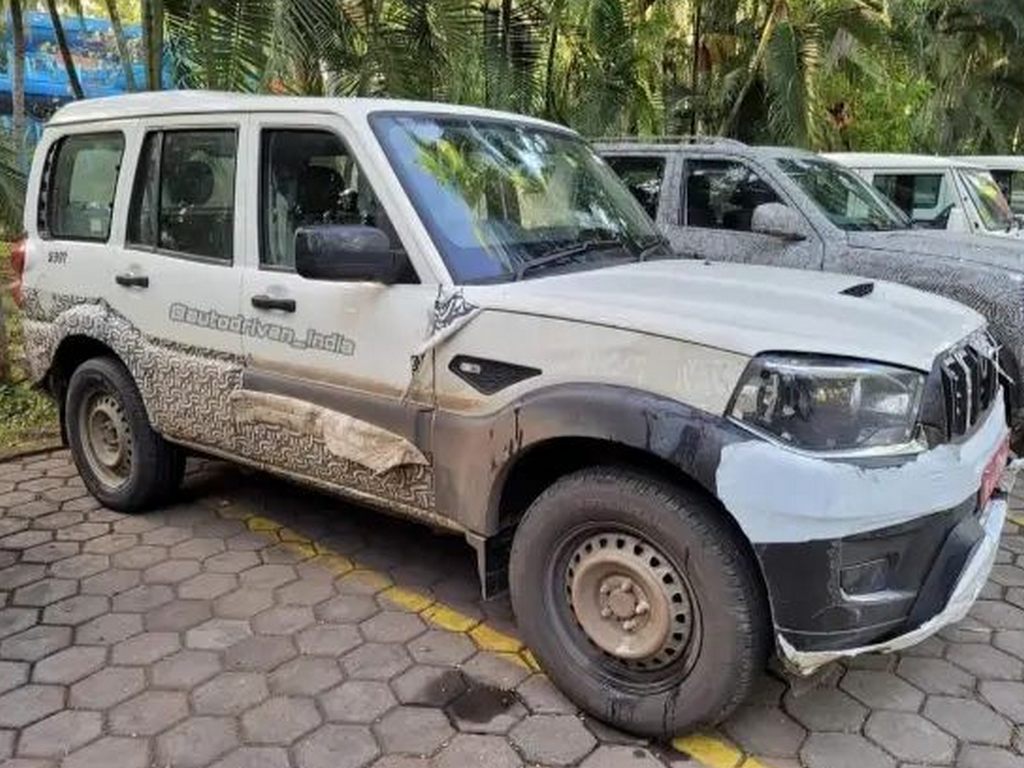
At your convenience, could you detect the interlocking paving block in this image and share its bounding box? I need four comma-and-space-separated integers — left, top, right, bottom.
447, 680, 529, 735
156, 716, 241, 768
213, 587, 275, 618
143, 558, 201, 584
360, 611, 427, 644
956, 744, 1024, 768
509, 714, 598, 766
314, 594, 380, 624
922, 695, 1013, 745
864, 711, 957, 764
783, 685, 868, 732
75, 612, 142, 644
16, 710, 102, 757
111, 631, 181, 664
144, 599, 213, 631
840, 669, 926, 711
433, 733, 523, 768
515, 674, 577, 715
722, 704, 806, 758
896, 656, 976, 696
980, 680, 1024, 723
268, 657, 342, 696
579, 745, 672, 768
109, 690, 189, 735
80, 568, 140, 596
1, 624, 72, 661
0, 685, 64, 728
13, 578, 77, 607
342, 642, 413, 681
223, 635, 297, 672
275, 578, 335, 607
800, 732, 895, 768
178, 573, 239, 600
186, 619, 252, 651
41, 594, 109, 625
62, 736, 150, 768
113, 584, 175, 613
0, 607, 39, 639
251, 605, 315, 635
319, 680, 397, 723
242, 696, 323, 745
295, 724, 380, 768
993, 629, 1024, 660
374, 705, 454, 756
68, 666, 145, 709
209, 746, 291, 768
296, 623, 361, 656
32, 646, 106, 684
193, 672, 270, 715
0, 660, 28, 693
946, 643, 1024, 680
152, 649, 223, 688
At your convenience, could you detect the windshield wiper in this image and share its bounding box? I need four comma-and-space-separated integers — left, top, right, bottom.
513, 238, 627, 281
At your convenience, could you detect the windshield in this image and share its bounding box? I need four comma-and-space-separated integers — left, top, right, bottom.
777, 157, 910, 231
991, 169, 1024, 215
957, 168, 1016, 231
372, 115, 667, 283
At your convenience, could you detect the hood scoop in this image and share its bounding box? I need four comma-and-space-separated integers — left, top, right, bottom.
840, 281, 875, 298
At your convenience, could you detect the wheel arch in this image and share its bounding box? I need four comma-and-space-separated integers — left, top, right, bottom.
45, 335, 129, 442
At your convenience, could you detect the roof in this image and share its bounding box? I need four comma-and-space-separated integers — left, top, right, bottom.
45, 91, 572, 133
956, 156, 1024, 171
825, 152, 985, 170
590, 137, 821, 162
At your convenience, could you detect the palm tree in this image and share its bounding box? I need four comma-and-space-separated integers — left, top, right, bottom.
142, 0, 163, 89
104, 0, 136, 90
718, 0, 888, 147
44, 0, 85, 98
5, 0, 27, 160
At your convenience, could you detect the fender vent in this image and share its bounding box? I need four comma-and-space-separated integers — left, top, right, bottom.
449, 355, 541, 395
840, 282, 874, 297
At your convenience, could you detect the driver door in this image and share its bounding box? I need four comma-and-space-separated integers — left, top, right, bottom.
236, 112, 439, 514
667, 156, 824, 269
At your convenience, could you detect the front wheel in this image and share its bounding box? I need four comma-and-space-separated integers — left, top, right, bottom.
66, 356, 185, 513
509, 467, 768, 737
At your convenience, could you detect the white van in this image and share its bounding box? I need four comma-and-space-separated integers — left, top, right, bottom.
13, 92, 1011, 737
826, 152, 1022, 240
957, 156, 1024, 216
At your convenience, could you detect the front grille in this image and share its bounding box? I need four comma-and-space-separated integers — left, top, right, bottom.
939, 331, 1000, 439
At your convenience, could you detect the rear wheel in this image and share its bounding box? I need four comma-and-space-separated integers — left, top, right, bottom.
66, 356, 185, 513
509, 467, 768, 737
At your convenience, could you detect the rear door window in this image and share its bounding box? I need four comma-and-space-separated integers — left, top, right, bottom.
43, 132, 124, 242
684, 159, 779, 231
127, 129, 237, 263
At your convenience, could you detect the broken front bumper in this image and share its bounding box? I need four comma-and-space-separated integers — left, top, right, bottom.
779, 494, 1007, 674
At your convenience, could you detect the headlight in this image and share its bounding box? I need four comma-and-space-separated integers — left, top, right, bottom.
729, 355, 926, 454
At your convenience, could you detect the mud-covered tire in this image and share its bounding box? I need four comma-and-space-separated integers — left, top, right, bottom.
509, 467, 769, 737
66, 356, 185, 513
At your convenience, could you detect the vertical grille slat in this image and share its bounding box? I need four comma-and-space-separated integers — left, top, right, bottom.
938, 332, 999, 441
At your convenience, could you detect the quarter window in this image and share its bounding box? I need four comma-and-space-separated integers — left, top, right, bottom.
603, 155, 666, 219
44, 132, 124, 242
684, 159, 779, 231
259, 128, 404, 274
128, 129, 237, 262
872, 173, 942, 217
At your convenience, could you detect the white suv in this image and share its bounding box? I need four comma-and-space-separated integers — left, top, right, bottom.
12, 92, 1011, 737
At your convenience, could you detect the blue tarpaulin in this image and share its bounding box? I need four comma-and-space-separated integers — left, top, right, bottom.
1, 11, 146, 102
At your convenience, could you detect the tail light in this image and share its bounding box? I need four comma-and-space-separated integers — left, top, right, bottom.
9, 237, 26, 308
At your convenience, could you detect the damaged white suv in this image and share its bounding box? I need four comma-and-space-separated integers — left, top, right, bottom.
14, 92, 1010, 737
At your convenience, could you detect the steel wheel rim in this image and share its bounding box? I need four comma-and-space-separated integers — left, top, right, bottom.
79, 389, 132, 489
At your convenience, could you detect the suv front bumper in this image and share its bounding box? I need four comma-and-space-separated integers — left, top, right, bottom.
777, 494, 1006, 674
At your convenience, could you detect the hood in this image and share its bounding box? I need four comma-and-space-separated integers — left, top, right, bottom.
848, 229, 1024, 271
465, 260, 984, 372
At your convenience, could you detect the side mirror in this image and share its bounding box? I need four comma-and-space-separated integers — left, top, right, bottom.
751, 202, 807, 241
294, 225, 407, 284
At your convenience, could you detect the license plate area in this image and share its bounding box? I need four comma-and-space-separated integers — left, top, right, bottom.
980, 436, 1011, 510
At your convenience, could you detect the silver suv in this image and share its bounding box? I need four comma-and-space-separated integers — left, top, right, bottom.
595, 138, 1024, 439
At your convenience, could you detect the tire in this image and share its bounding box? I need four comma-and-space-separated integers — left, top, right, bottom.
509, 466, 769, 737
66, 356, 185, 513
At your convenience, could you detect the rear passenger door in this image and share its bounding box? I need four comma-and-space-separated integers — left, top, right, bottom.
669, 156, 824, 268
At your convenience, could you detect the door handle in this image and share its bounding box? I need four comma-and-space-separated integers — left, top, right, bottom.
115, 273, 149, 288
251, 295, 296, 312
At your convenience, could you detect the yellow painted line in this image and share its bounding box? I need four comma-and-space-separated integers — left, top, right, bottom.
225, 503, 754, 767
1009, 513, 1024, 528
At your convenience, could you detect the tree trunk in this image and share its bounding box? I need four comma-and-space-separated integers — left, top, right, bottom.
690, 0, 702, 134
105, 0, 137, 91
719, 0, 782, 136
10, 0, 26, 162
45, 0, 85, 99
544, 0, 563, 119
142, 0, 164, 90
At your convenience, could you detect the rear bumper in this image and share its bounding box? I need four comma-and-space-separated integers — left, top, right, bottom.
779, 494, 1006, 674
